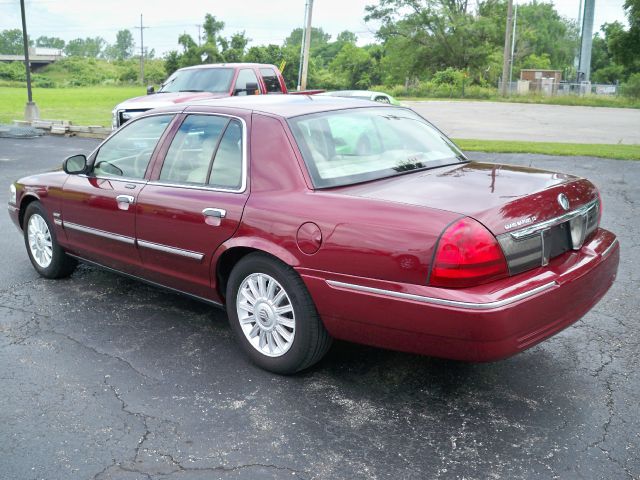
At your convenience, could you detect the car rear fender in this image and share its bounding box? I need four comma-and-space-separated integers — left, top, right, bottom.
211, 236, 302, 300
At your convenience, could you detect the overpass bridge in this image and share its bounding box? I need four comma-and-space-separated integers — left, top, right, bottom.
0, 48, 62, 69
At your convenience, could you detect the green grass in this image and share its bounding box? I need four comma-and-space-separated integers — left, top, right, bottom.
454, 138, 640, 160
0, 86, 146, 126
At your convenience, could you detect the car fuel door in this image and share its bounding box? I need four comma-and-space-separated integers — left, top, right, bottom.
135, 114, 249, 301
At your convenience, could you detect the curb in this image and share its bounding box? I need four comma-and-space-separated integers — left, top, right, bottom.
13, 119, 111, 139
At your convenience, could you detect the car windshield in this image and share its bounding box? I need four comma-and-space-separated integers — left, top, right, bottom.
288, 107, 466, 188
158, 68, 234, 93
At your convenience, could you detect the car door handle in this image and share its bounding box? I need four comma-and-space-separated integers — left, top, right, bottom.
116, 195, 135, 204
202, 208, 226, 218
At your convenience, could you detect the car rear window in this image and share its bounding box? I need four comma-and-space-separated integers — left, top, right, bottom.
288, 107, 466, 188
260, 68, 283, 93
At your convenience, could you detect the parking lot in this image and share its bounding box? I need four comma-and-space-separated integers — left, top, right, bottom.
1, 135, 638, 479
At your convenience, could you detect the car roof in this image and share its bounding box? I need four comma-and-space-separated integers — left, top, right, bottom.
184, 94, 395, 118
179, 63, 278, 71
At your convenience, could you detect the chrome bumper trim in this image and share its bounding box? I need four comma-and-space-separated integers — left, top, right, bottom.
601, 238, 619, 259
510, 199, 598, 240
137, 239, 204, 261
326, 280, 557, 310
64, 221, 135, 245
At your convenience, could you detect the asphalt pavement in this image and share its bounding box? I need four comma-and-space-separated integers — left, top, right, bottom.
406, 100, 640, 144
1, 135, 638, 480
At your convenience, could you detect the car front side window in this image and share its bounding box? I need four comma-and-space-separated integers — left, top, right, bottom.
93, 115, 173, 179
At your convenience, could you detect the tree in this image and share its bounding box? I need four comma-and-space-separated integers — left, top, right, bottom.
0, 29, 29, 55
222, 32, 249, 62
607, 0, 640, 75
591, 23, 625, 84
329, 42, 376, 89
114, 29, 135, 60
64, 37, 105, 57
35, 36, 65, 49
365, 0, 499, 82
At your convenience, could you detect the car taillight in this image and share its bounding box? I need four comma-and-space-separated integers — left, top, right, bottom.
430, 217, 508, 288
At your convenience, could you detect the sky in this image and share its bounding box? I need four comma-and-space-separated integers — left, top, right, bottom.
0, 0, 628, 56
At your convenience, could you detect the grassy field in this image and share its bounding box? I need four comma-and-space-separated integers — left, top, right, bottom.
454, 139, 640, 161
400, 94, 640, 109
1, 86, 637, 160
0, 86, 146, 126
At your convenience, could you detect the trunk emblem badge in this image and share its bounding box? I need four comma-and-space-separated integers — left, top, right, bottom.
558, 193, 570, 211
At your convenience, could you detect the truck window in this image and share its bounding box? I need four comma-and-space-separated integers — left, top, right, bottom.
234, 69, 260, 96
260, 68, 283, 94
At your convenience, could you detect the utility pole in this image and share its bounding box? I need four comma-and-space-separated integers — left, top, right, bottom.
196, 24, 202, 47
299, 0, 314, 91
578, 0, 595, 83
509, 3, 518, 86
500, 0, 514, 96
296, 2, 307, 91
20, 0, 39, 121
134, 14, 149, 84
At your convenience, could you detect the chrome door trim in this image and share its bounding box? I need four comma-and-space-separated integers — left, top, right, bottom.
326, 280, 557, 311
64, 221, 136, 245
137, 239, 204, 261
150, 113, 248, 193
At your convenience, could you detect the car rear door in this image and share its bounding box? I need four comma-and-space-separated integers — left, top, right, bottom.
60, 114, 175, 273
134, 112, 250, 301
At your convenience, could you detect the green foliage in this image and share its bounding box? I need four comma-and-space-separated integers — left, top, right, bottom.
64, 37, 106, 57
607, 1, 640, 74
329, 43, 377, 89
109, 30, 135, 61
623, 73, 640, 99
0, 61, 26, 81
0, 29, 29, 55
35, 36, 65, 49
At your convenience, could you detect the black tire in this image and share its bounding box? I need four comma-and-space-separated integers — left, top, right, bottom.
226, 252, 332, 374
23, 202, 77, 279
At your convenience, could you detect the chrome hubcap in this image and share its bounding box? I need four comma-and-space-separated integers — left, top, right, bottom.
236, 273, 295, 357
27, 214, 53, 268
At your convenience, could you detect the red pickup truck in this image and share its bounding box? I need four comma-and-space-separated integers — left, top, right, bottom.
112, 63, 316, 128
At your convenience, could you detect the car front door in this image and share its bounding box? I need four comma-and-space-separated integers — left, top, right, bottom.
61, 114, 174, 273
135, 113, 249, 301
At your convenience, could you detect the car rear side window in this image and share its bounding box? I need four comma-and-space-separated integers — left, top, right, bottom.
160, 115, 229, 184
93, 114, 173, 179
260, 68, 282, 93
159, 115, 244, 190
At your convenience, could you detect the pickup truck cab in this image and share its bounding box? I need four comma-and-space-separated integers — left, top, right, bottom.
112, 63, 288, 128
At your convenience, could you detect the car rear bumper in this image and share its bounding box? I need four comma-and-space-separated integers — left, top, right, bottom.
299, 228, 619, 362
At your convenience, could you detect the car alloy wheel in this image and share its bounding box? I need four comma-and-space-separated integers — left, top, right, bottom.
27, 213, 53, 268
236, 273, 295, 357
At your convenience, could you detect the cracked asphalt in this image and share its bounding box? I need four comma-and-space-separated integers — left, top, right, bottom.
1, 135, 638, 480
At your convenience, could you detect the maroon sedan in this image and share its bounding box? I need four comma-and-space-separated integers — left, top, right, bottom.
8, 96, 619, 374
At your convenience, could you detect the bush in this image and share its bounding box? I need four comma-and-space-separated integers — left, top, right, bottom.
32, 76, 56, 88
0, 62, 26, 81
622, 73, 640, 100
